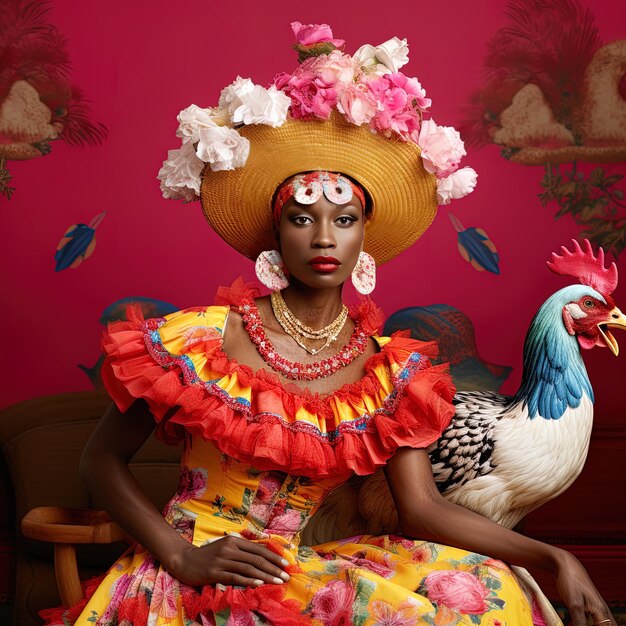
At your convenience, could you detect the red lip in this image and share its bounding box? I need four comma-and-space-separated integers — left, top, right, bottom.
308, 256, 340, 265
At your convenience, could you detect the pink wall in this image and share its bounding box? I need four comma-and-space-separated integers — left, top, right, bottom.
2, 0, 625, 423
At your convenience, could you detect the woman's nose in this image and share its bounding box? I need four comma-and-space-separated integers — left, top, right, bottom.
311, 222, 336, 248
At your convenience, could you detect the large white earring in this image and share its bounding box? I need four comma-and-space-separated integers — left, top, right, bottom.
351, 251, 376, 295
255, 250, 289, 290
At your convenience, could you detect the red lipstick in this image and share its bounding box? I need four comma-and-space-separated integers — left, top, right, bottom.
308, 256, 341, 273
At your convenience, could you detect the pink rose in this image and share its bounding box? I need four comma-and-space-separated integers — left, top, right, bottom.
311, 580, 355, 625
312, 50, 357, 84
291, 21, 344, 47
418, 119, 467, 177
337, 83, 377, 125
366, 73, 426, 141
274, 61, 338, 120
424, 570, 489, 614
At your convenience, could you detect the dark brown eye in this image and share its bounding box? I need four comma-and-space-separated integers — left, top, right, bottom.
583, 299, 595, 308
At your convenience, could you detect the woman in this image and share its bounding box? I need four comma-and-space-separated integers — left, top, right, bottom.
45, 23, 615, 626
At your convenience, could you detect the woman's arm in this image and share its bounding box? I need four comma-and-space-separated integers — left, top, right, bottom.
79, 400, 290, 587
385, 447, 616, 626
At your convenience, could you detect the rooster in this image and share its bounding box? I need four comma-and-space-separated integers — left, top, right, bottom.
302, 240, 626, 545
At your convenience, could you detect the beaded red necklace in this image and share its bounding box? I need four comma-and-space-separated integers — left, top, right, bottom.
237, 297, 373, 381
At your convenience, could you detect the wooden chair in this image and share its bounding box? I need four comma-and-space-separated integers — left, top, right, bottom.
21, 507, 128, 608
0, 391, 181, 626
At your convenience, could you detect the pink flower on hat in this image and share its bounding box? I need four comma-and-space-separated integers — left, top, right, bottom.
367, 72, 426, 141
291, 21, 345, 47
337, 82, 377, 125
418, 119, 467, 177
424, 570, 489, 614
274, 58, 339, 120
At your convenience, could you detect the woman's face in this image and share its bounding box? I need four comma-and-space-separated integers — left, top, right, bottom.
278, 192, 364, 290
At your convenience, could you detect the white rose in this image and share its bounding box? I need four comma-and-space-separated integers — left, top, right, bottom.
218, 76, 255, 120
195, 125, 250, 171
176, 104, 221, 143
353, 37, 409, 75
157, 141, 204, 203
436, 167, 478, 205
231, 85, 290, 127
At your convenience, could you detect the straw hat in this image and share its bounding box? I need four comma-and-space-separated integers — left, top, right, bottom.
200, 113, 437, 265
158, 25, 477, 264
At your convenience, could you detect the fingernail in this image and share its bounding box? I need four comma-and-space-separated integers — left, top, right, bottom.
272, 577, 284, 585
280, 558, 289, 567
280, 571, 291, 581
253, 579, 264, 587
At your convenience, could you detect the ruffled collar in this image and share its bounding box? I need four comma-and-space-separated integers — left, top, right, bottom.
101, 279, 455, 478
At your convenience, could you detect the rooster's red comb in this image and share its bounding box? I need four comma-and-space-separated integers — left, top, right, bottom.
547, 239, 618, 295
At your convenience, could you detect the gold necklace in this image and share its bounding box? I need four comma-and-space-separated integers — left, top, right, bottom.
270, 291, 349, 355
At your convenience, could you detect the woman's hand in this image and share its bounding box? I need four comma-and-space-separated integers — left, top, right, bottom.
553, 551, 616, 626
168, 536, 291, 588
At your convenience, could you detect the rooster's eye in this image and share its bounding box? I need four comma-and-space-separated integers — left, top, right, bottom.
583, 299, 595, 308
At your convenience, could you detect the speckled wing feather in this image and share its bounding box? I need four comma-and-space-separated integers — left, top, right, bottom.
428, 391, 513, 494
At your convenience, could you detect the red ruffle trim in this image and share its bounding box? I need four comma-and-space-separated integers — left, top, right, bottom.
100, 284, 456, 479
39, 576, 105, 625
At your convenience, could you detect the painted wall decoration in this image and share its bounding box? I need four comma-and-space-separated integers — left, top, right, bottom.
461, 0, 626, 257
0, 0, 107, 199
448, 214, 500, 275
384, 304, 512, 391
54, 211, 105, 271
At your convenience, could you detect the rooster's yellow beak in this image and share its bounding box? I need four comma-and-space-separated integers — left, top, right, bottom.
598, 307, 626, 356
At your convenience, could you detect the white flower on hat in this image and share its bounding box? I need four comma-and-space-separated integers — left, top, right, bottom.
218, 76, 256, 119
157, 141, 204, 203
196, 125, 250, 171
231, 85, 290, 127
353, 37, 409, 75
176, 104, 226, 143
436, 167, 478, 205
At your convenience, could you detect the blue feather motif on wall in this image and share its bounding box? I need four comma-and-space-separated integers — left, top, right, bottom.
54, 211, 105, 271
449, 214, 500, 275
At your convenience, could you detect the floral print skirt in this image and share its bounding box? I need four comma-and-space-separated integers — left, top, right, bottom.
42, 533, 556, 626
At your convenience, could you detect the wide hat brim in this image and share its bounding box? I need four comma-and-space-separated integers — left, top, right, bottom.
201, 113, 438, 265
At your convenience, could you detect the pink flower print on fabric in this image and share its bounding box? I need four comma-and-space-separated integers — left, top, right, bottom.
101, 573, 134, 622
177, 466, 208, 502
181, 326, 221, 354
424, 570, 490, 615
265, 507, 303, 536
150, 570, 179, 619
249, 471, 284, 527
337, 550, 395, 579
311, 579, 356, 625
290, 21, 345, 48
372, 599, 422, 626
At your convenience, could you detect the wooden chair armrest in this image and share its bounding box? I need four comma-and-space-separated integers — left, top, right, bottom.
21, 507, 130, 607
22, 506, 128, 544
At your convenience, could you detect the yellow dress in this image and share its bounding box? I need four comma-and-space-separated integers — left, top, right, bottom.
44, 284, 557, 626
